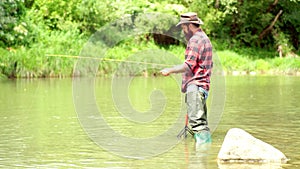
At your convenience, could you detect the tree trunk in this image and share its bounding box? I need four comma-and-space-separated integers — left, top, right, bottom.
267, 0, 279, 12
259, 10, 283, 40
215, 0, 219, 8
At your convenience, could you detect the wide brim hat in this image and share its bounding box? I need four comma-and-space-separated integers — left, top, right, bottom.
176, 12, 204, 27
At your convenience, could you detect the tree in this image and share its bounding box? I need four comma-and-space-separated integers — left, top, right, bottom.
187, 0, 299, 53
0, 0, 28, 47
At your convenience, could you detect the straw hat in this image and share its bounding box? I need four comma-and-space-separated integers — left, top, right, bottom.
176, 12, 204, 27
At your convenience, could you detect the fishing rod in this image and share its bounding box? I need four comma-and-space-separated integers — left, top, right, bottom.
45, 54, 174, 67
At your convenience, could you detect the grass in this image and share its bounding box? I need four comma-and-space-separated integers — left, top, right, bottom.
1, 32, 299, 78
1, 30, 88, 78
217, 49, 300, 75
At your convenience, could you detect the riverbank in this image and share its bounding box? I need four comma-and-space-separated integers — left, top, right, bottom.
1, 39, 299, 79
223, 69, 300, 76
217, 50, 300, 76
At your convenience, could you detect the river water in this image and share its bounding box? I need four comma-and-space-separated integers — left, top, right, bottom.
0, 76, 299, 168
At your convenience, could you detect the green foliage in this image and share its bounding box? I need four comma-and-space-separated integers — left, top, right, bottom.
0, 0, 31, 47
76, 0, 115, 33
0, 28, 87, 78
98, 38, 183, 76
29, 0, 81, 30
217, 49, 300, 74
75, 0, 185, 34
217, 50, 253, 72
0, 48, 15, 77
277, 0, 300, 50
135, 13, 177, 34
255, 59, 270, 71
213, 40, 276, 59
269, 57, 300, 73
3, 0, 299, 50
273, 30, 295, 56
1, 0, 300, 78
187, 0, 299, 51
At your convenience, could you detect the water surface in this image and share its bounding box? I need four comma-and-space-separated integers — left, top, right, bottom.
0, 76, 299, 168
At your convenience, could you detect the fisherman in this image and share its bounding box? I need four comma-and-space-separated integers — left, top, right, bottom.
160, 12, 213, 145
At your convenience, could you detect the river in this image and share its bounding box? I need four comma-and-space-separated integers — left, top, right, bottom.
0, 76, 299, 168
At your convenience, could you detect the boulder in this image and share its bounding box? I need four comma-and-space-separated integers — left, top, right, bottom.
217, 163, 284, 169
217, 128, 288, 163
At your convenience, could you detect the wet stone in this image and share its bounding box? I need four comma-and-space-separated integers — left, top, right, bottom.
217, 128, 288, 164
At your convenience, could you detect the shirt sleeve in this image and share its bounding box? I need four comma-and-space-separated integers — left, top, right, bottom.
184, 40, 202, 71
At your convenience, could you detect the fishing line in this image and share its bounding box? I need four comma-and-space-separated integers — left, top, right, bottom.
45, 54, 174, 67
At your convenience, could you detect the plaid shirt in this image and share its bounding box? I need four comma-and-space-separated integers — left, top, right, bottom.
182, 29, 213, 93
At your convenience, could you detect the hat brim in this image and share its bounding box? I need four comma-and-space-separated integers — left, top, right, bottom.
176, 19, 204, 27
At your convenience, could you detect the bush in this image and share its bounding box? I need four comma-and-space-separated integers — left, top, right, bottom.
217, 50, 254, 72
0, 0, 31, 47
255, 59, 270, 71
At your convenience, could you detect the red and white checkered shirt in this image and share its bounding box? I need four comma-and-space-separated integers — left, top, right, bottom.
182, 29, 213, 93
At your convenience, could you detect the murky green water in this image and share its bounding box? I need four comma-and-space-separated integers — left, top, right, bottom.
0, 76, 299, 168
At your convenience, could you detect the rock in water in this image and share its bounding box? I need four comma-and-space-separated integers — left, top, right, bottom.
217, 128, 288, 163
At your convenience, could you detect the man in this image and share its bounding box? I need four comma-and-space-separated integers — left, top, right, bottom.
160, 12, 213, 145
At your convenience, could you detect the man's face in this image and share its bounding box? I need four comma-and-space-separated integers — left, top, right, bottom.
181, 24, 189, 34
181, 24, 193, 41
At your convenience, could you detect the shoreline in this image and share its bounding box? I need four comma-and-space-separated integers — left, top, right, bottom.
1, 69, 300, 80
223, 70, 300, 76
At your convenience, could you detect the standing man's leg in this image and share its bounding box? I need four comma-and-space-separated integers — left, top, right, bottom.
186, 84, 211, 144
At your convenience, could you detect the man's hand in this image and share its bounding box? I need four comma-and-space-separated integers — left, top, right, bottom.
160, 64, 186, 76
160, 68, 171, 76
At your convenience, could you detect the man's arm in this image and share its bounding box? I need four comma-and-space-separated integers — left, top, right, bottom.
160, 63, 186, 76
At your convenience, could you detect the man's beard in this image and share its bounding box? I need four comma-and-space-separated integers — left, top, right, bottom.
184, 28, 193, 42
